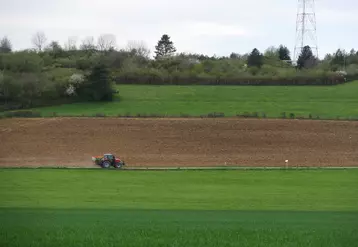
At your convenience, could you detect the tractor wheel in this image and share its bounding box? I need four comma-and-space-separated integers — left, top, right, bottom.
101, 161, 111, 168
114, 161, 124, 169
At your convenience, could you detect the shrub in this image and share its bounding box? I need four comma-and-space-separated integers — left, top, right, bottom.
77, 62, 114, 101
0, 72, 13, 102
4, 110, 42, 118
346, 64, 358, 80
65, 73, 85, 97
41, 78, 64, 100
55, 58, 77, 68
180, 113, 191, 118
113, 70, 348, 85
0, 51, 43, 73
75, 55, 100, 70
94, 113, 106, 117
239, 112, 252, 118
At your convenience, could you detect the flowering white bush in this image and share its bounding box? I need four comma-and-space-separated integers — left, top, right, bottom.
65, 84, 76, 96
336, 70, 347, 76
65, 73, 84, 96
68, 73, 84, 85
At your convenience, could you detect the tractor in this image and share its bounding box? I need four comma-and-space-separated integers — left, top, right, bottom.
92, 153, 126, 168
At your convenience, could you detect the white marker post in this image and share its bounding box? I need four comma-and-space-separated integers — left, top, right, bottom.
285, 160, 288, 169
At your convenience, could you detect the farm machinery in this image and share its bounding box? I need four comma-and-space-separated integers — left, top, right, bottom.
92, 153, 126, 168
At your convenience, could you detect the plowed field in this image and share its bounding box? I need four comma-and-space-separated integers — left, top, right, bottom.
0, 118, 357, 167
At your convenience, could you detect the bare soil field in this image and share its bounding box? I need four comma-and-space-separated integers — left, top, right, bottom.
0, 117, 357, 168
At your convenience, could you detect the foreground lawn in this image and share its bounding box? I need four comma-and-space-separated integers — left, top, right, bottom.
32, 81, 358, 119
0, 169, 357, 247
1, 209, 357, 247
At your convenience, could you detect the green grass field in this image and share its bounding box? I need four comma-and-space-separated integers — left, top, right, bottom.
30, 81, 358, 119
1, 169, 357, 247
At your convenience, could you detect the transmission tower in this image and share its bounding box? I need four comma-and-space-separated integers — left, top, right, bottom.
293, 0, 318, 62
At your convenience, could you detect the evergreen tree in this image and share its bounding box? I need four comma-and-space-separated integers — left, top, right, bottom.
230, 52, 239, 59
278, 45, 291, 61
0, 36, 12, 53
78, 62, 114, 101
347, 49, 358, 65
331, 49, 345, 67
297, 45, 316, 69
154, 34, 176, 59
247, 48, 263, 68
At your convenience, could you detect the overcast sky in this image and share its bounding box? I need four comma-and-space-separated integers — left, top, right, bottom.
0, 0, 357, 58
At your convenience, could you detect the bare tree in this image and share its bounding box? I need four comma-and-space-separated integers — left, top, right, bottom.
32, 31, 47, 52
64, 36, 78, 51
80, 36, 96, 51
125, 40, 150, 58
97, 34, 116, 51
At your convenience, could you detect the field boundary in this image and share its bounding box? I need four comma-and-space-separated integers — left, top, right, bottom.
1, 111, 358, 122
1, 166, 358, 171
1, 115, 358, 123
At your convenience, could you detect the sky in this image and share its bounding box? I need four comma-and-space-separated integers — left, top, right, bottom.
0, 0, 357, 59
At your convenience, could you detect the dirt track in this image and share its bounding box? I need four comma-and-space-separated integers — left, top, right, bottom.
0, 117, 357, 167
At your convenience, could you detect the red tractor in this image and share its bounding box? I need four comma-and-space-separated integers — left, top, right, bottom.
92, 153, 126, 168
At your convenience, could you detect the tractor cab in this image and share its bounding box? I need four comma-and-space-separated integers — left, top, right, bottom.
103, 153, 114, 160
103, 154, 115, 164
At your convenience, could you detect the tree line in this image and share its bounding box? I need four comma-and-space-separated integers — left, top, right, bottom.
0, 32, 357, 111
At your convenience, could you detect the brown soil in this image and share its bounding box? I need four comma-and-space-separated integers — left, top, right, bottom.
0, 117, 357, 168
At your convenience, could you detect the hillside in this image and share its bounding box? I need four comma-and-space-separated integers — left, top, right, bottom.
1, 40, 358, 114
27, 81, 358, 119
